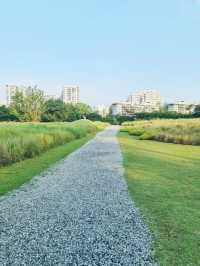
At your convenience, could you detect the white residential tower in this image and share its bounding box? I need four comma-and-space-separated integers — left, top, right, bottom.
61, 86, 80, 104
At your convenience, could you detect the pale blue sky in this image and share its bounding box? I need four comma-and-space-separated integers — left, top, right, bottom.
0, 0, 200, 105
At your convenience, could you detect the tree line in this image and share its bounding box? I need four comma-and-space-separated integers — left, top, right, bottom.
1, 87, 200, 123
0, 88, 98, 122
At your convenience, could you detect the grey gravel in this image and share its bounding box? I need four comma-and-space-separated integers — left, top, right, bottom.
0, 126, 155, 266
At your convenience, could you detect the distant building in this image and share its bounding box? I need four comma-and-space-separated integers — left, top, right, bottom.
110, 102, 135, 116
6, 85, 27, 106
127, 89, 161, 113
110, 103, 122, 116
167, 101, 196, 114
110, 89, 161, 116
61, 86, 80, 104
94, 105, 109, 117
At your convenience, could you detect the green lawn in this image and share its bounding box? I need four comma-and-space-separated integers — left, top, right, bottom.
118, 132, 200, 266
0, 134, 93, 196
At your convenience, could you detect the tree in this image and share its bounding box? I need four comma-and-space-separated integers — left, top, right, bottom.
9, 91, 25, 121
10, 86, 45, 122
65, 104, 79, 121
42, 101, 93, 122
41, 99, 68, 122
75, 103, 92, 118
86, 112, 103, 121
105, 115, 119, 125
0, 105, 18, 121
9, 89, 96, 123
193, 105, 200, 117
194, 105, 200, 113
23, 87, 45, 121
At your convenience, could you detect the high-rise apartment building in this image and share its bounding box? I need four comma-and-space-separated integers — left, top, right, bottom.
127, 89, 161, 112
61, 86, 80, 104
110, 89, 161, 116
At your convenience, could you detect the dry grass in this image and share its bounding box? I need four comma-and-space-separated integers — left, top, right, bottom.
122, 119, 200, 145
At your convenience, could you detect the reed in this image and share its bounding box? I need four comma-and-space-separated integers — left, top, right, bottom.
121, 119, 200, 145
0, 120, 104, 166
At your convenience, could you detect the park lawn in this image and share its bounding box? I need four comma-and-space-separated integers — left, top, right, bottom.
0, 134, 93, 196
118, 132, 200, 266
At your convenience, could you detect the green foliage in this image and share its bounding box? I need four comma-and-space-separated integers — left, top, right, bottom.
76, 103, 92, 117
41, 99, 69, 122
86, 112, 103, 121
134, 111, 193, 120
2, 91, 200, 124
2, 89, 94, 123
96, 111, 196, 126
0, 120, 105, 167
194, 105, 200, 113
104, 115, 119, 125
41, 100, 93, 122
105, 112, 195, 125
10, 87, 45, 121
23, 88, 45, 121
129, 128, 145, 136
118, 132, 200, 266
0, 105, 17, 121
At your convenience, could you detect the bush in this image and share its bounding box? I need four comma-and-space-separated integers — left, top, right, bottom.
129, 128, 145, 136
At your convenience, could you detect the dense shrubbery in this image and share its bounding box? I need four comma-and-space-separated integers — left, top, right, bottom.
121, 119, 200, 145
113, 111, 200, 125
100, 112, 199, 125
0, 106, 18, 121
42, 100, 93, 122
0, 120, 105, 166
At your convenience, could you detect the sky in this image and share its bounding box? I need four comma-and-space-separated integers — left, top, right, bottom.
0, 0, 200, 106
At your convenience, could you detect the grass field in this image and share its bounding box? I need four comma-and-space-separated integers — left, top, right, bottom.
118, 132, 200, 266
0, 120, 104, 166
0, 120, 106, 196
122, 119, 200, 145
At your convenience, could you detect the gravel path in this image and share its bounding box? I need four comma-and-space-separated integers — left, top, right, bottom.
0, 126, 155, 266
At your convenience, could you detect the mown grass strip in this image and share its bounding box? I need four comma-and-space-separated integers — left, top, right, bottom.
118, 132, 200, 266
0, 134, 93, 196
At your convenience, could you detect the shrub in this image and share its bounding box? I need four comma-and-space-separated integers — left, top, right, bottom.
129, 128, 145, 136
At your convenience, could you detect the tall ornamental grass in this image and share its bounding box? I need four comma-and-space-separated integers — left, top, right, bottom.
121, 119, 200, 145
0, 120, 104, 166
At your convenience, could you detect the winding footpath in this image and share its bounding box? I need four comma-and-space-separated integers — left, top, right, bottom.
0, 127, 155, 265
